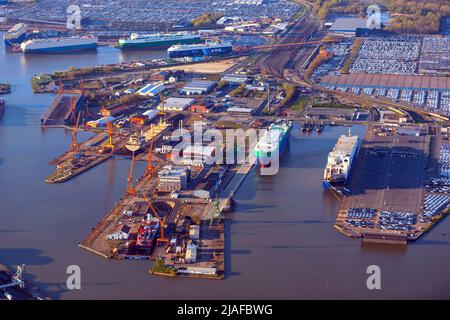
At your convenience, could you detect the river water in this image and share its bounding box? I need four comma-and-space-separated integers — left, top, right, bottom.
1, 38, 450, 299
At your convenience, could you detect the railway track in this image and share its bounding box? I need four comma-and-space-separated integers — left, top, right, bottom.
259, 14, 318, 79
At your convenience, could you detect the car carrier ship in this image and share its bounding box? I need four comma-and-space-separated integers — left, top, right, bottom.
253, 120, 292, 167
167, 41, 233, 58
323, 132, 359, 189
3, 23, 28, 46
118, 32, 201, 49
20, 36, 98, 53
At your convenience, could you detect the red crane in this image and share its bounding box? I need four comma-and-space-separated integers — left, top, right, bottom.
70, 109, 82, 152
145, 139, 156, 177
143, 195, 168, 244
125, 151, 137, 197
103, 121, 115, 152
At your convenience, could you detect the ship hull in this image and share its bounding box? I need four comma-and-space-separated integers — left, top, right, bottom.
254, 123, 291, 167
22, 43, 98, 54
119, 37, 201, 50
168, 46, 233, 58
4, 32, 27, 46
323, 137, 360, 189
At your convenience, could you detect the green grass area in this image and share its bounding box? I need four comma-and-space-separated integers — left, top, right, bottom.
312, 102, 352, 109
151, 258, 177, 276
291, 96, 311, 113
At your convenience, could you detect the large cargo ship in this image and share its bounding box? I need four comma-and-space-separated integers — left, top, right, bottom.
253, 120, 292, 167
3, 23, 27, 46
118, 32, 201, 49
20, 36, 98, 53
167, 42, 233, 58
323, 133, 359, 189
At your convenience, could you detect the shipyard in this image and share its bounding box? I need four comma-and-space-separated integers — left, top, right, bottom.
1, 0, 450, 301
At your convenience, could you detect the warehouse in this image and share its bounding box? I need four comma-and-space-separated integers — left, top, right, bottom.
158, 97, 195, 111
221, 74, 248, 84
182, 145, 216, 166
227, 106, 253, 116
137, 82, 165, 96
328, 18, 368, 37
180, 80, 216, 95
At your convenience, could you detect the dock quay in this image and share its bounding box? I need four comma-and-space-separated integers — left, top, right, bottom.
0, 263, 51, 300
41, 94, 84, 127
335, 124, 450, 244
79, 150, 256, 279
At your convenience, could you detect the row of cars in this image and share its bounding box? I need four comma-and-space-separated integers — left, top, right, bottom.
378, 211, 416, 231
422, 195, 450, 219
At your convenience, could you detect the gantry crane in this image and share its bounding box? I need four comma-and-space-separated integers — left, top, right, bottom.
58, 79, 63, 96
158, 92, 167, 117
143, 195, 169, 244
70, 109, 82, 152
125, 151, 137, 197
103, 120, 115, 152
79, 77, 85, 94
145, 139, 156, 177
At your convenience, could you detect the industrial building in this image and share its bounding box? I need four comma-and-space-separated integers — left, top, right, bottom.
185, 242, 197, 263
328, 18, 368, 37
190, 104, 210, 113
189, 225, 200, 240
158, 97, 195, 111
180, 80, 215, 95
398, 126, 422, 137
226, 106, 253, 115
157, 165, 190, 192
221, 74, 248, 84
137, 82, 165, 96
182, 145, 216, 166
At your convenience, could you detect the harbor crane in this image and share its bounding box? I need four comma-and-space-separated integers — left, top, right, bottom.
58, 79, 63, 96
125, 151, 137, 197
158, 93, 167, 117
0, 265, 25, 290
103, 120, 115, 152
124, 133, 141, 197
143, 195, 169, 244
145, 139, 156, 177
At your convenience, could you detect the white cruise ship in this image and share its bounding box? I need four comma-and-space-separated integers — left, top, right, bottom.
323, 133, 359, 188
20, 36, 98, 54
